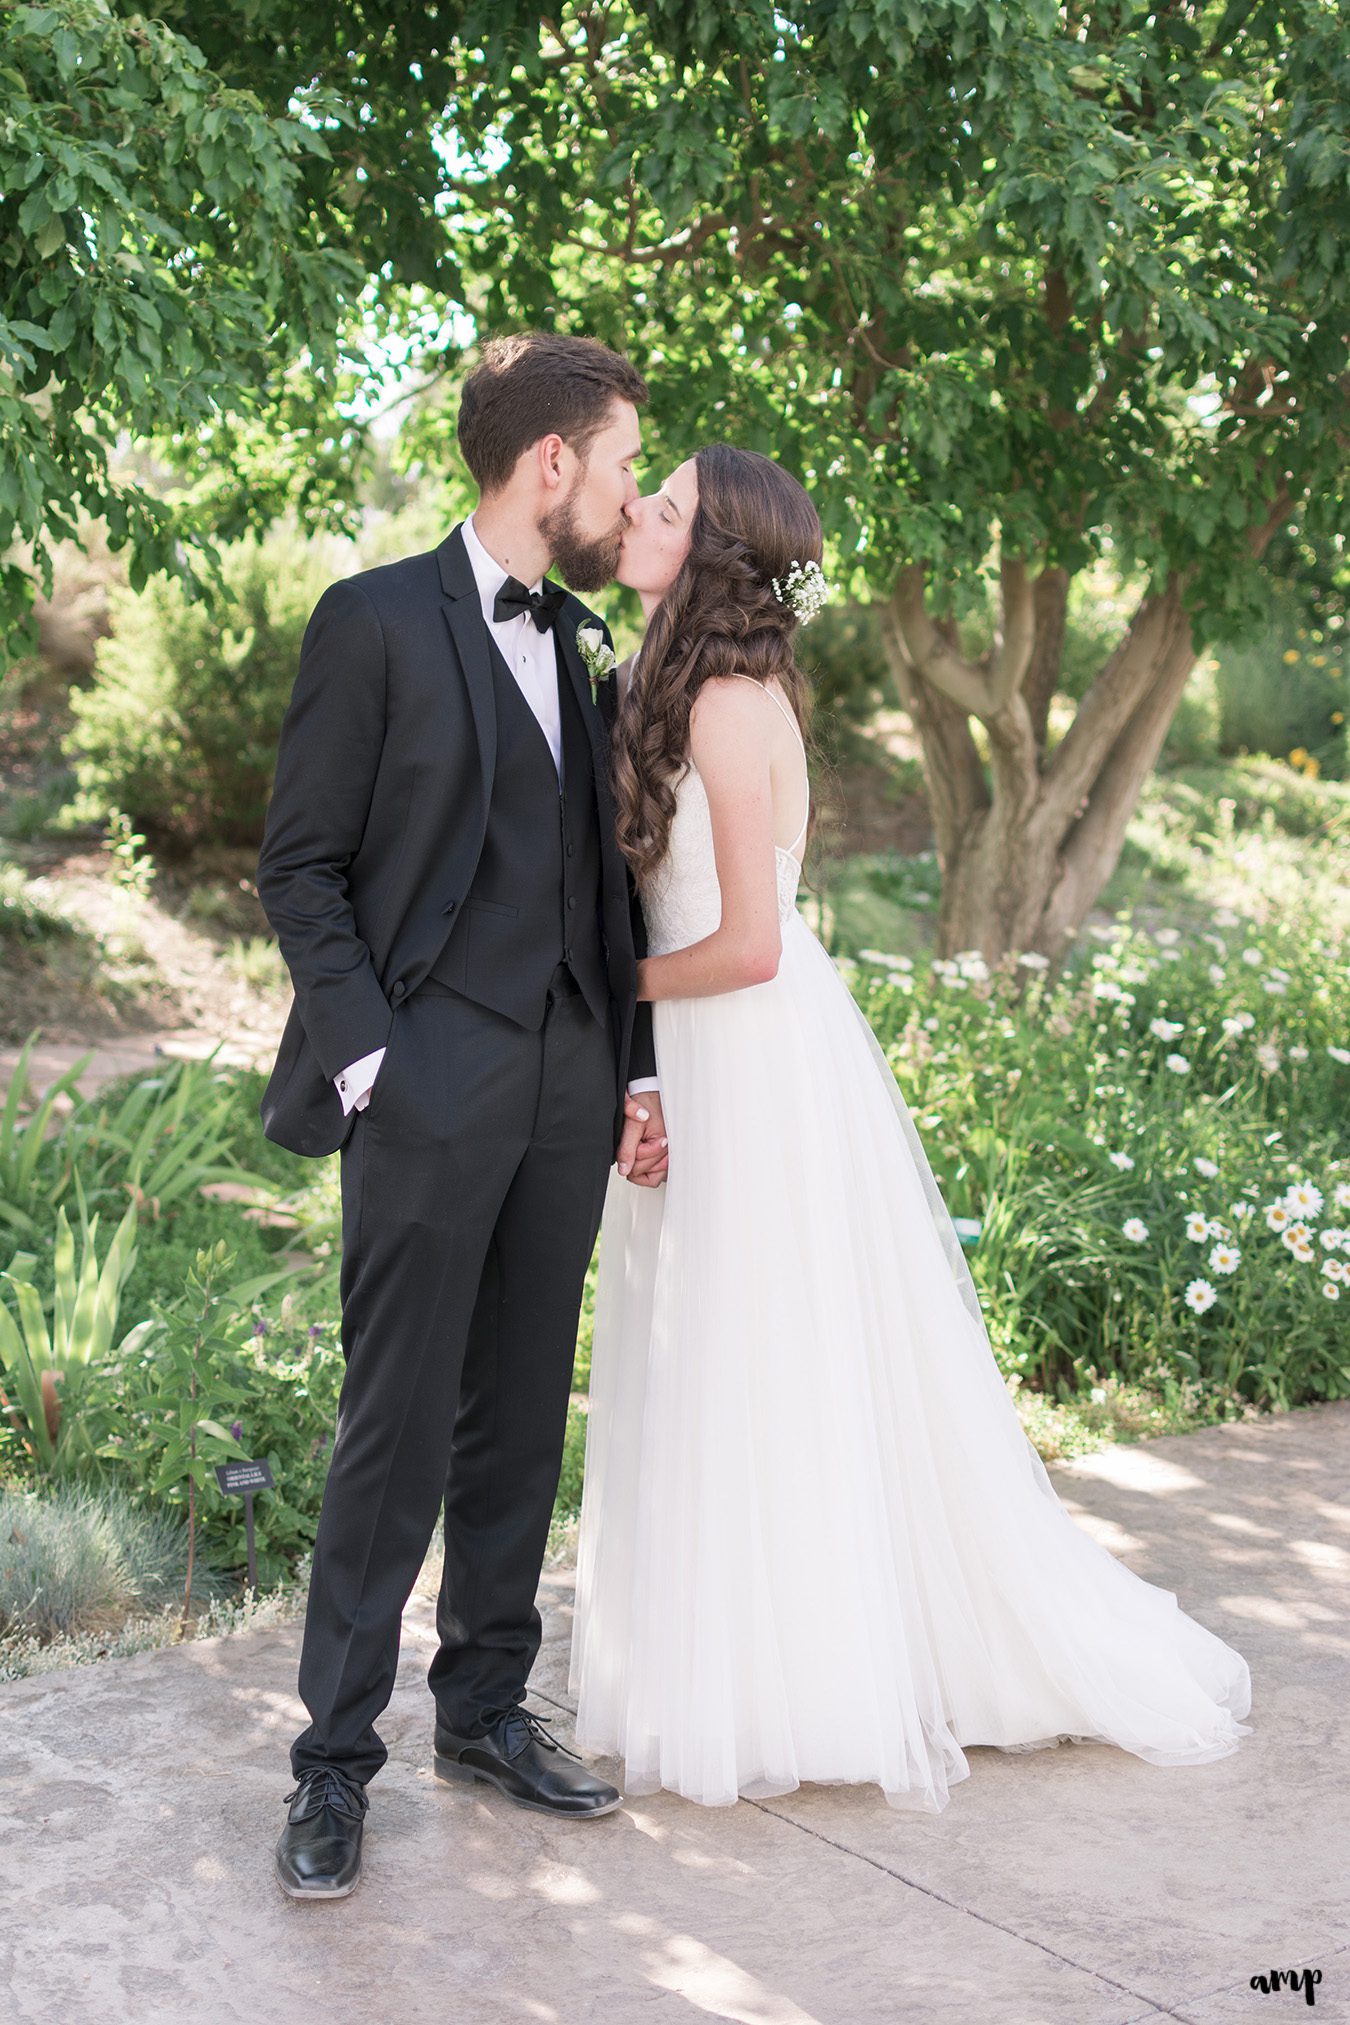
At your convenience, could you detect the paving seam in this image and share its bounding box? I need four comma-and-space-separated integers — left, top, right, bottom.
526, 1681, 1179, 2021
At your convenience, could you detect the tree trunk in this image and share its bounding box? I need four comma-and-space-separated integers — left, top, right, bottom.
879, 569, 1196, 960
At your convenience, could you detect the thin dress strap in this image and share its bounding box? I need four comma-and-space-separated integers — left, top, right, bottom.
726, 673, 810, 855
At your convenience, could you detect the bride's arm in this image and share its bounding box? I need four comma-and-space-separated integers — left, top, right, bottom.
637, 677, 783, 1002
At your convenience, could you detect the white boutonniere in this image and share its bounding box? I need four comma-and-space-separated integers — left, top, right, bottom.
576, 625, 617, 705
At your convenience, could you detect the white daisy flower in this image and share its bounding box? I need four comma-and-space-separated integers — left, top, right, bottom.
1108, 1151, 1136, 1171
1230, 1201, 1255, 1222
923, 1016, 940, 1031
1263, 979, 1288, 996
1265, 1202, 1291, 1230
1328, 1046, 1350, 1066
1322, 1258, 1345, 1283
1291, 1239, 1316, 1263
1208, 964, 1226, 984
1285, 1181, 1323, 1217
1319, 1228, 1343, 1251
1256, 1043, 1282, 1074
1322, 1281, 1341, 1302
1241, 948, 1263, 967
1209, 1243, 1241, 1275
1165, 1054, 1191, 1075
1017, 951, 1050, 970
1208, 1219, 1232, 1240
1122, 1218, 1150, 1243
1237, 1011, 1256, 1031
1194, 1157, 1219, 1179
1336, 1183, 1350, 1210
1221, 1017, 1246, 1039
1289, 1045, 1309, 1062
1185, 1212, 1211, 1241
1150, 1017, 1185, 1041
1185, 1279, 1218, 1313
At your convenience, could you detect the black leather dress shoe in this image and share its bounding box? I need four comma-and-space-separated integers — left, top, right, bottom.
433, 1702, 623, 1818
275, 1764, 369, 1899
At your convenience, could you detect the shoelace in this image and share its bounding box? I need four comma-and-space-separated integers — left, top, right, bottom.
481, 1701, 583, 1764
283, 1765, 369, 1818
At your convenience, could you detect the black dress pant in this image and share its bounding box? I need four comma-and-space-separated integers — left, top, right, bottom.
290, 968, 616, 1784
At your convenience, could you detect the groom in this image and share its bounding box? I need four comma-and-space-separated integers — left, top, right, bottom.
256, 332, 667, 1899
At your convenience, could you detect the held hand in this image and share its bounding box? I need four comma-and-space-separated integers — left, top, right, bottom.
616, 1093, 651, 1179
625, 1090, 668, 1189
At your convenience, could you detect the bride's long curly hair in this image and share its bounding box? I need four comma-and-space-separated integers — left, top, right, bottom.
612, 443, 823, 885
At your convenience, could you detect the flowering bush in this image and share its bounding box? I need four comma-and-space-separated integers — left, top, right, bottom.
848, 907, 1349, 1412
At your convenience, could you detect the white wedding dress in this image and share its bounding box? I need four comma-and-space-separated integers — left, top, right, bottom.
570, 677, 1251, 1811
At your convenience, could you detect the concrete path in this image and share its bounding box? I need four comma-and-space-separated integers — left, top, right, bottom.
2, 1405, 1347, 2025
0, 1026, 281, 1105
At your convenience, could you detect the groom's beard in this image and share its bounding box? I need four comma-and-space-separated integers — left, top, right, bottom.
541, 485, 624, 594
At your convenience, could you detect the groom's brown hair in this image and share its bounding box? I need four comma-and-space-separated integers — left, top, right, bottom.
458, 332, 649, 494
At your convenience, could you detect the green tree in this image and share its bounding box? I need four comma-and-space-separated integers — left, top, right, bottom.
0, 0, 364, 654
16, 3, 1350, 959
422, 0, 1349, 957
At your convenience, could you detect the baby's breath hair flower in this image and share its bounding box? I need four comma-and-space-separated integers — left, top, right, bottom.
771, 558, 830, 625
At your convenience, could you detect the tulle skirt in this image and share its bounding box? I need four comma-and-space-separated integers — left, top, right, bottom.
569, 911, 1252, 1811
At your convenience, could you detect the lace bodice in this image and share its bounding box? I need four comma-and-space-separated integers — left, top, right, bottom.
639, 680, 808, 958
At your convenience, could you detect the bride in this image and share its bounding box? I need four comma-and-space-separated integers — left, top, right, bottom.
569, 443, 1251, 1812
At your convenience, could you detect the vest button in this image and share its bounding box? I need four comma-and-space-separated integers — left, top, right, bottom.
567, 896, 577, 911
566, 843, 575, 858
392, 980, 406, 999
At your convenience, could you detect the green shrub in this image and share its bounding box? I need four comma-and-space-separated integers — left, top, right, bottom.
91, 1295, 344, 1586
0, 1480, 226, 1641
63, 525, 352, 852
848, 904, 1350, 1412
1212, 599, 1349, 777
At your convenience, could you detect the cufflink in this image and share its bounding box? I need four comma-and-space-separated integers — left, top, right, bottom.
339, 1078, 347, 1091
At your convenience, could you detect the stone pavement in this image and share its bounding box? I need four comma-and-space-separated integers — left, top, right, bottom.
1, 1405, 1346, 2025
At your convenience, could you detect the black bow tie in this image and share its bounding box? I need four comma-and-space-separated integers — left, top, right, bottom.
493, 576, 567, 632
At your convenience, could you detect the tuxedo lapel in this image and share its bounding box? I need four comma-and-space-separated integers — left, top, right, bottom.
436, 524, 496, 808
554, 601, 609, 768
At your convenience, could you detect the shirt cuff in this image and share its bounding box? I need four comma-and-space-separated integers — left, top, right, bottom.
335, 1046, 386, 1116
627, 1077, 661, 1096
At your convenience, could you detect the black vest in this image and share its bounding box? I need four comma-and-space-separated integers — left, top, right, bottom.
427, 630, 609, 1030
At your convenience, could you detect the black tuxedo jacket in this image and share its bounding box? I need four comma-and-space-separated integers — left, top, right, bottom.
255, 523, 656, 1158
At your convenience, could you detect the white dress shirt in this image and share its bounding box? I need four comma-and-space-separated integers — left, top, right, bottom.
334, 516, 657, 1115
